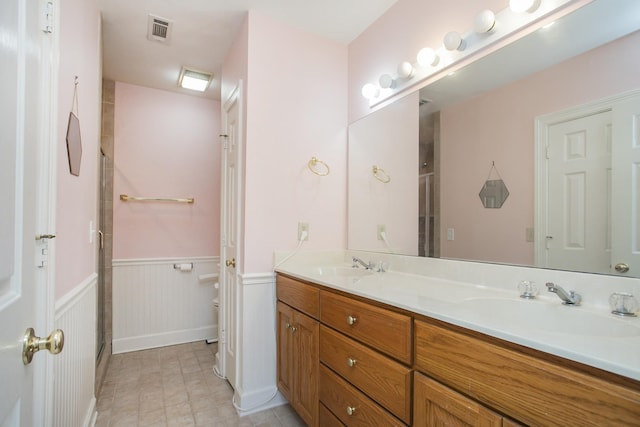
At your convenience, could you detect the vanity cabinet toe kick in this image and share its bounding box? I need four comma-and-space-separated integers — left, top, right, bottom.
276, 273, 640, 426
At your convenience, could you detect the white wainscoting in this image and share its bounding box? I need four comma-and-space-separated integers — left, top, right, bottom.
113, 257, 219, 354
53, 274, 97, 427
233, 272, 287, 416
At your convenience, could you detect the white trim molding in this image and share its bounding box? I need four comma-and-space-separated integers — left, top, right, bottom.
231, 272, 287, 416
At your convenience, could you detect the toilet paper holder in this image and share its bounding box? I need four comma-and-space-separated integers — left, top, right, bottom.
173, 263, 193, 271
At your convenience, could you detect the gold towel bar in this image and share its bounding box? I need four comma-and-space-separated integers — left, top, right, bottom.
120, 194, 194, 204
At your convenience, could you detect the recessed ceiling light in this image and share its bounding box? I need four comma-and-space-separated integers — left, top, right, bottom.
178, 67, 213, 92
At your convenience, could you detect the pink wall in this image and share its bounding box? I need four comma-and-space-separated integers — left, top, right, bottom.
348, 0, 505, 123
231, 12, 348, 272
440, 31, 640, 265
113, 83, 221, 259
55, 0, 102, 299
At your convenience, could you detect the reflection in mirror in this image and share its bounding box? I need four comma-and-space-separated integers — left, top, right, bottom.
348, 0, 640, 278
479, 179, 509, 209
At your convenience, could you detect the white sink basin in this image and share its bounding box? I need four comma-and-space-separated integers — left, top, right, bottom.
460, 297, 640, 338
312, 266, 374, 278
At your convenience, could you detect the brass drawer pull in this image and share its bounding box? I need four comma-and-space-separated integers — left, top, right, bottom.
346, 406, 357, 416
347, 357, 357, 367
285, 323, 292, 329
290, 326, 298, 333
347, 315, 358, 325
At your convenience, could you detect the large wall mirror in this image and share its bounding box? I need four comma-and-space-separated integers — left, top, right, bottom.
348, 0, 640, 278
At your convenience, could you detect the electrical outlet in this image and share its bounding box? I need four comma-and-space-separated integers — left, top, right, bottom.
526, 227, 535, 242
447, 228, 455, 241
298, 222, 309, 241
377, 224, 386, 240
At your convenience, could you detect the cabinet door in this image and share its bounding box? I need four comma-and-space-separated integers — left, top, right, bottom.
414, 372, 502, 427
293, 310, 319, 427
276, 302, 295, 402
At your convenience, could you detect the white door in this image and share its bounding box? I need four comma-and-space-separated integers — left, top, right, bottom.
611, 94, 640, 276
1, 0, 55, 425
219, 83, 242, 390
538, 91, 640, 277
546, 110, 612, 274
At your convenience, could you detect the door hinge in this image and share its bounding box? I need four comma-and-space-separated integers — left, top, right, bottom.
545, 146, 551, 159
220, 134, 229, 149
41, 0, 54, 34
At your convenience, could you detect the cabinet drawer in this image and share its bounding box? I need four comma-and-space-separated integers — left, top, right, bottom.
415, 319, 640, 426
320, 326, 411, 424
277, 275, 319, 318
319, 364, 406, 427
320, 291, 411, 364
319, 403, 345, 427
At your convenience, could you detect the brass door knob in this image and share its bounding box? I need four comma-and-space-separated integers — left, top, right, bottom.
225, 258, 236, 268
615, 263, 630, 273
22, 328, 64, 365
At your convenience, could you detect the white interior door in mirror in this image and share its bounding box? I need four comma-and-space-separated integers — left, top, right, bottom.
546, 110, 612, 275
348, 92, 419, 255
543, 91, 640, 277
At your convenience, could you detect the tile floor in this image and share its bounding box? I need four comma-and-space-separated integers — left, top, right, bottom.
95, 341, 306, 427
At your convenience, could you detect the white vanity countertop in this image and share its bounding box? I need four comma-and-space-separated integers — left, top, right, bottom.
274, 252, 640, 381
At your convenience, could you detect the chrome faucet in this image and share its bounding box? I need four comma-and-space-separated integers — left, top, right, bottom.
545, 282, 581, 306
352, 256, 373, 270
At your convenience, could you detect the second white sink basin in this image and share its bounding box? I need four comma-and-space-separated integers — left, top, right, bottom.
460, 297, 640, 338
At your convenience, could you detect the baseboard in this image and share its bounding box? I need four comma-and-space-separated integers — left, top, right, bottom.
84, 397, 97, 427
233, 387, 288, 417
113, 325, 217, 354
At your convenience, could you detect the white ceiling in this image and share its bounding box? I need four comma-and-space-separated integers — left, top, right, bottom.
98, 0, 397, 101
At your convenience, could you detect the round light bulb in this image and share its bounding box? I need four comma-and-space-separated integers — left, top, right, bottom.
509, 0, 539, 13
397, 61, 414, 78
361, 83, 379, 99
416, 47, 439, 67
378, 74, 394, 89
474, 10, 496, 33
443, 31, 463, 51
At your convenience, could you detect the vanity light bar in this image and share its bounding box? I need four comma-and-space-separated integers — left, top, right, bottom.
361, 0, 563, 105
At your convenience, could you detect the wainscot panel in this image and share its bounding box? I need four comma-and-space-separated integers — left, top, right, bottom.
112, 257, 219, 353
53, 274, 97, 427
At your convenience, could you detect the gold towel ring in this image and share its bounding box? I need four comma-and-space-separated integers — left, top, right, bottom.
372, 165, 391, 183
308, 157, 330, 176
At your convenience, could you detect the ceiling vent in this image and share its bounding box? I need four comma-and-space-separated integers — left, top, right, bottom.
147, 14, 173, 43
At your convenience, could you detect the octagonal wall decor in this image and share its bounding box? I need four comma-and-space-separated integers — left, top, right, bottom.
479, 179, 509, 208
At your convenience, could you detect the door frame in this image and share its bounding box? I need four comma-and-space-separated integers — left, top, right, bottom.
34, 0, 59, 423
534, 88, 640, 269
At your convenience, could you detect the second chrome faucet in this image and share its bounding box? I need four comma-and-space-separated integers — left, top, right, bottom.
546, 282, 581, 305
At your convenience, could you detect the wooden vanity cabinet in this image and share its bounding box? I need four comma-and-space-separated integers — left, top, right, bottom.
276, 276, 320, 427
414, 318, 640, 426
277, 274, 412, 426
277, 273, 640, 426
